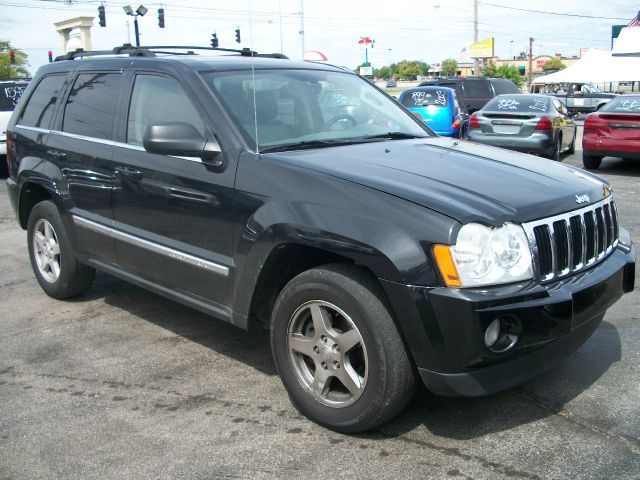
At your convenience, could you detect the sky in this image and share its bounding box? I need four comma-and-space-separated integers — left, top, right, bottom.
0, 0, 638, 75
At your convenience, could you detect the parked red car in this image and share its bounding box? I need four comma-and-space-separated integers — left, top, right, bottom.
582, 94, 640, 169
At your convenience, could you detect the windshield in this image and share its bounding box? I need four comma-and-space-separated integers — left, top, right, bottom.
201, 69, 430, 152
484, 95, 550, 113
600, 95, 640, 113
400, 89, 449, 108
0, 81, 29, 112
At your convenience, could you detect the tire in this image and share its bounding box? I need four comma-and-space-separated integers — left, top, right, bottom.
547, 136, 561, 161
567, 131, 576, 154
27, 200, 95, 299
583, 153, 603, 170
270, 264, 415, 433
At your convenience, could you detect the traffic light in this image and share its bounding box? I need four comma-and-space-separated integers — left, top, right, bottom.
211, 33, 218, 48
235, 27, 241, 44
158, 8, 165, 28
48, 51, 53, 63
98, 5, 106, 27
9, 51, 15, 65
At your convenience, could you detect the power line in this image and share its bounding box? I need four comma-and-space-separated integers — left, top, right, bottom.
483, 3, 631, 20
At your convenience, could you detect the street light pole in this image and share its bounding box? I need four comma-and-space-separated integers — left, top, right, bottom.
133, 16, 140, 46
473, 0, 479, 76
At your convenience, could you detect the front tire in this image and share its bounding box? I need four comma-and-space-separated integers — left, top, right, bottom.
567, 131, 576, 154
27, 201, 95, 299
271, 264, 415, 433
583, 154, 603, 170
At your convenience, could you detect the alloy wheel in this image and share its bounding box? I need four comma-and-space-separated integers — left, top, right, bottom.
33, 218, 61, 283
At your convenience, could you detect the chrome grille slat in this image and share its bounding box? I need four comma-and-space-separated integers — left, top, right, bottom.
523, 197, 618, 282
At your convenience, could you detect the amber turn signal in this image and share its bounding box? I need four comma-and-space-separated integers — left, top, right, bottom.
433, 244, 462, 287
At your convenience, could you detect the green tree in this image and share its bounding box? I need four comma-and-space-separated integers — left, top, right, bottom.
417, 61, 431, 76
376, 66, 391, 79
398, 61, 421, 79
441, 58, 458, 76
542, 58, 566, 71
0, 40, 29, 78
516, 51, 527, 60
482, 62, 524, 88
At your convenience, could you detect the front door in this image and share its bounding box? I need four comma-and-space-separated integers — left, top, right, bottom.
112, 73, 236, 311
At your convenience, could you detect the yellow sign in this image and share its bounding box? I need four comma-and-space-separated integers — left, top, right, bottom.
470, 38, 494, 58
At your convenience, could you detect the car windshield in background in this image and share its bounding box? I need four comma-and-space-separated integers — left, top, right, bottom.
0, 81, 29, 112
201, 69, 430, 152
484, 95, 550, 113
400, 90, 449, 108
600, 95, 640, 113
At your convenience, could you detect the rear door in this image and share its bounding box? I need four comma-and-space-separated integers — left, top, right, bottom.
47, 71, 124, 264
111, 72, 237, 310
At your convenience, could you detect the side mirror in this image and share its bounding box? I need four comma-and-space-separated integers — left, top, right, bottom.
143, 122, 222, 163
411, 110, 424, 121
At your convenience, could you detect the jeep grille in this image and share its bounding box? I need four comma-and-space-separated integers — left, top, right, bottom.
522, 197, 618, 282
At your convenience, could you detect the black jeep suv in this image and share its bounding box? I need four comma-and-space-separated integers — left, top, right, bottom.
5, 46, 635, 433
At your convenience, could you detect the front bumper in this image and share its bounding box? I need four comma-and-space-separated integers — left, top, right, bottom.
414, 234, 635, 397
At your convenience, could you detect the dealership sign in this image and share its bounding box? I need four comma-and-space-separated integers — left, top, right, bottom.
469, 38, 494, 58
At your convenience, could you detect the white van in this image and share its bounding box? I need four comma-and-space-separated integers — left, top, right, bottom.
1, 79, 30, 169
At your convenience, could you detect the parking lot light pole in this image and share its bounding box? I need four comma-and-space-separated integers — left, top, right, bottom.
123, 5, 148, 47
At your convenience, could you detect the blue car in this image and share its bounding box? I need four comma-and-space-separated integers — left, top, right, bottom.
398, 86, 468, 138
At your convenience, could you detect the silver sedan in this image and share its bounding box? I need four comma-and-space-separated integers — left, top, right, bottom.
467, 94, 577, 161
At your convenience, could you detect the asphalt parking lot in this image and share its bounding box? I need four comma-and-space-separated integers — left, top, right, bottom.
1, 130, 639, 479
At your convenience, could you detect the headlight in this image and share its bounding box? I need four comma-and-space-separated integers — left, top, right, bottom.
434, 223, 533, 288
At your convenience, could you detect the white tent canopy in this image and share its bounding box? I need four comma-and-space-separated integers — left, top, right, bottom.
612, 28, 640, 56
532, 48, 640, 84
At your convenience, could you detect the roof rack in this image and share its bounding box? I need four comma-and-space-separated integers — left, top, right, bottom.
55, 44, 289, 62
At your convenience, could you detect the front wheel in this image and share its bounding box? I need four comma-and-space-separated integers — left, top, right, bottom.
27, 200, 95, 299
271, 264, 415, 433
567, 131, 576, 154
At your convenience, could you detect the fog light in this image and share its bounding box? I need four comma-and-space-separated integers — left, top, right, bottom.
484, 315, 520, 353
484, 319, 500, 347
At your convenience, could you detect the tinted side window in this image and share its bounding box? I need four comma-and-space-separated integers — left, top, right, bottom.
463, 80, 492, 98
62, 73, 122, 140
17, 75, 66, 128
127, 75, 204, 146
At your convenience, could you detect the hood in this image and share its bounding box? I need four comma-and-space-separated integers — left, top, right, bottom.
265, 137, 610, 225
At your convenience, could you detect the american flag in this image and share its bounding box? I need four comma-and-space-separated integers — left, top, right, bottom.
628, 10, 640, 27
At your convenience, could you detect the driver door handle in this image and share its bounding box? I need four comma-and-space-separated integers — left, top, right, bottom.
114, 166, 143, 181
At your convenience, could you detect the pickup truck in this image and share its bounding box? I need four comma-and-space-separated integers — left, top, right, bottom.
531, 83, 617, 115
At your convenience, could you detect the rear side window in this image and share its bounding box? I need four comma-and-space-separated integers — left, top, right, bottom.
401, 90, 449, 107
17, 75, 66, 129
489, 79, 520, 95
463, 80, 492, 99
62, 73, 122, 140
484, 95, 550, 113
127, 74, 205, 146
0, 81, 29, 112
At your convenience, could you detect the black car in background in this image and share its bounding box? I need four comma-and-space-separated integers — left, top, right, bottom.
5, 46, 635, 433
467, 94, 577, 160
419, 77, 520, 113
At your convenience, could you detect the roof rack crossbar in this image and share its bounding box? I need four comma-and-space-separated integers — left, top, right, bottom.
54, 44, 289, 62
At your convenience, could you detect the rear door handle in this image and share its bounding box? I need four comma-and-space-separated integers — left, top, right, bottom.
46, 149, 67, 159
114, 166, 143, 181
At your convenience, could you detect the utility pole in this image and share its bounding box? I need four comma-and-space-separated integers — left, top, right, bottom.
528, 37, 534, 89
299, 0, 305, 60
473, 0, 479, 76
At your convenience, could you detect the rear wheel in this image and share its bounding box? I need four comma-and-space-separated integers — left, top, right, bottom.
271, 264, 415, 433
567, 131, 576, 154
583, 154, 603, 170
27, 201, 95, 299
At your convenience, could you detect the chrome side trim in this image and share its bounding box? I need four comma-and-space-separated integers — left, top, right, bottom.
15, 125, 50, 134
50, 130, 115, 146
72, 215, 229, 277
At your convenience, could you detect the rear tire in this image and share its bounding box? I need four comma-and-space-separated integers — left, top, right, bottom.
583, 154, 603, 170
546, 137, 561, 161
567, 131, 576, 154
27, 201, 95, 299
270, 264, 415, 433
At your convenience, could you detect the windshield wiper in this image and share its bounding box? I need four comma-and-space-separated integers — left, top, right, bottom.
260, 139, 366, 153
361, 132, 429, 140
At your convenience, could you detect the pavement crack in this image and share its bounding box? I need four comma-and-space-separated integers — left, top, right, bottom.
372, 430, 541, 480
514, 387, 640, 455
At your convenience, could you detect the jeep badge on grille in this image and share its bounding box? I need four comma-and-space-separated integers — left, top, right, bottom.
575, 194, 590, 204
